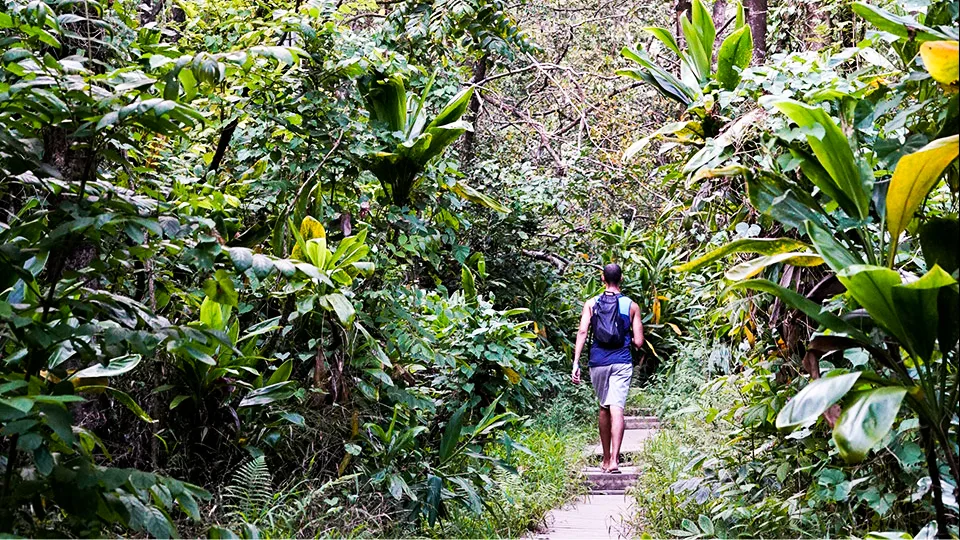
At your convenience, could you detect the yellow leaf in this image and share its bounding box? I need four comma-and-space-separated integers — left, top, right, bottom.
667, 322, 682, 336
652, 297, 661, 324
920, 41, 959, 85
886, 135, 960, 245
300, 215, 326, 241
292, 216, 326, 260
502, 367, 521, 385
744, 326, 756, 346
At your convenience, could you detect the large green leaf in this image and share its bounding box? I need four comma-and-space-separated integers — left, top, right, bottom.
805, 221, 863, 272
617, 66, 695, 106
418, 122, 472, 164
716, 25, 753, 90
772, 99, 870, 220
724, 252, 823, 281
425, 474, 443, 527
833, 387, 906, 463
885, 135, 959, 245
734, 0, 746, 28
304, 238, 329, 270
202, 269, 238, 307
852, 3, 949, 43
791, 147, 861, 219
72, 354, 142, 379
439, 403, 467, 462
78, 386, 155, 423
461, 266, 478, 308
746, 171, 830, 230
890, 265, 957, 361
200, 296, 231, 331
239, 381, 296, 407
266, 360, 292, 386
673, 237, 811, 273
919, 218, 959, 274
681, 0, 715, 82
360, 73, 407, 132
619, 46, 697, 105
427, 87, 473, 130
321, 293, 356, 326
681, 15, 710, 82
776, 372, 861, 430
837, 265, 906, 347
643, 26, 682, 57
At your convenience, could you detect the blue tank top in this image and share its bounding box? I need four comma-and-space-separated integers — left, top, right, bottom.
588, 294, 633, 367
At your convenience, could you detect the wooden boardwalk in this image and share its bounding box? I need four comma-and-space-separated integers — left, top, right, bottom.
532, 416, 659, 539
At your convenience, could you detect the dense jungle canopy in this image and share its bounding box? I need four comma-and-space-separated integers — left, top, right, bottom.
0, 0, 958, 537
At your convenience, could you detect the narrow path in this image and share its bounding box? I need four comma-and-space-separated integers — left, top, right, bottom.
532, 416, 659, 539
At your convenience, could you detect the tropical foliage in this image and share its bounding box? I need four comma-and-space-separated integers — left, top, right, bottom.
1, 0, 957, 537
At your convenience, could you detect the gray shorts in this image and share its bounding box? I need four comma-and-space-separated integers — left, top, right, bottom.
589, 363, 633, 408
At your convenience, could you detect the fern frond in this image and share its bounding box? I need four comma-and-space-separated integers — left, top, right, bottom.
224, 456, 273, 523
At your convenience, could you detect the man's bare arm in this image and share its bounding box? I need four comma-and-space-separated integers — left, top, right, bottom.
631, 302, 645, 349
572, 301, 592, 383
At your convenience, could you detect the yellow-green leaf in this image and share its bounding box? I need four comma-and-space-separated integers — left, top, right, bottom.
299, 215, 326, 241
449, 181, 509, 214
716, 25, 753, 90
724, 252, 823, 281
886, 135, 960, 243
919, 40, 959, 84
672, 237, 811, 273
305, 237, 329, 269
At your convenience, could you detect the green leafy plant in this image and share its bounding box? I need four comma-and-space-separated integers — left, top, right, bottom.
361, 397, 520, 527
617, 0, 753, 161
671, 5, 960, 533
358, 71, 505, 212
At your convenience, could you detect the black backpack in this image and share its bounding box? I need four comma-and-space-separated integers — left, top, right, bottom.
591, 293, 628, 349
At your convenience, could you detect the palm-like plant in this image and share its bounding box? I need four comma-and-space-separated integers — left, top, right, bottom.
617, 0, 754, 160
618, 0, 753, 106
357, 71, 506, 212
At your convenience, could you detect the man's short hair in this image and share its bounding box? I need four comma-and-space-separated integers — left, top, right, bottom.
603, 263, 622, 285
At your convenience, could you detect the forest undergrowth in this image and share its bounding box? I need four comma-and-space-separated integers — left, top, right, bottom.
1, 0, 958, 538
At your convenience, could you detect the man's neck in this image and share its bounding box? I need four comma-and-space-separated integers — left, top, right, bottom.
603, 286, 621, 294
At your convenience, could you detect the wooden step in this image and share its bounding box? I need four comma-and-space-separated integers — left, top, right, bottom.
624, 416, 659, 429
584, 466, 640, 491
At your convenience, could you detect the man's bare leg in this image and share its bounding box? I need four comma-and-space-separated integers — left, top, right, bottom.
609, 406, 626, 470
598, 406, 612, 470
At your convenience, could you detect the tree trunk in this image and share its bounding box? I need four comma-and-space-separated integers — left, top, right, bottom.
675, 0, 692, 42
462, 54, 489, 165
745, 0, 767, 62
920, 421, 950, 538
712, 0, 728, 31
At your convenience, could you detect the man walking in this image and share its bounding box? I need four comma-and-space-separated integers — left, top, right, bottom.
571, 263, 644, 473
